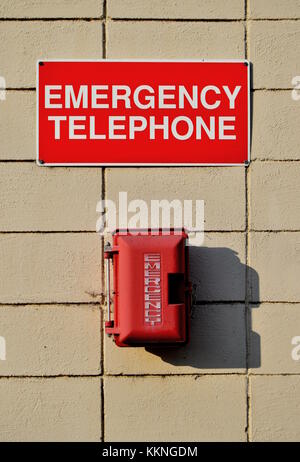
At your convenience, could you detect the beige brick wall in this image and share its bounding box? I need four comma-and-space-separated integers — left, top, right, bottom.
0, 377, 101, 442
105, 376, 247, 442
0, 0, 299, 443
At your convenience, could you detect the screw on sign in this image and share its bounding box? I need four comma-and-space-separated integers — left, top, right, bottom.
37, 60, 250, 166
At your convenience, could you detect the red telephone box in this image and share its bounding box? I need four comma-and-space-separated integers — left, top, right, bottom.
105, 229, 191, 347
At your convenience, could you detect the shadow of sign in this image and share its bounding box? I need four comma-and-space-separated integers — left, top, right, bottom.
146, 246, 260, 370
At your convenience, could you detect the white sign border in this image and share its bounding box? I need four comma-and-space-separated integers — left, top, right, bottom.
36, 59, 251, 167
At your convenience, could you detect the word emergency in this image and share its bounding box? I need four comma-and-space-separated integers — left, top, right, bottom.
45, 84, 241, 141
144, 253, 162, 325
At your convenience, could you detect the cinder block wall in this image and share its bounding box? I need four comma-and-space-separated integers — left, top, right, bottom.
0, 0, 300, 442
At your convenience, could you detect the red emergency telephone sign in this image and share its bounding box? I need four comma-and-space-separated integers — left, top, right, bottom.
37, 60, 250, 166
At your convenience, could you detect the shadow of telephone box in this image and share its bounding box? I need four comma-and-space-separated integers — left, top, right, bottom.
146, 245, 260, 370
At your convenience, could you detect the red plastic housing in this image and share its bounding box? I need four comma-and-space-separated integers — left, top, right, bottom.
105, 229, 191, 347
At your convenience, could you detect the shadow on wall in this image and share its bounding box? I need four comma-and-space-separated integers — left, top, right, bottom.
146, 246, 260, 370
